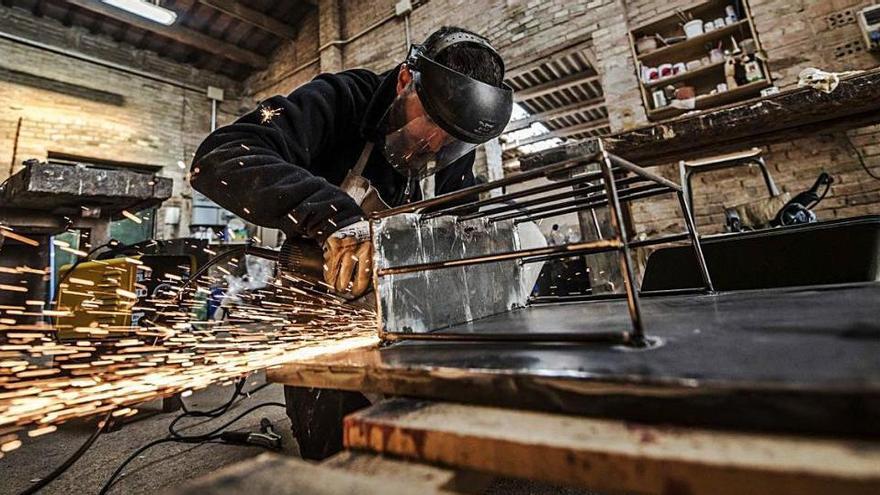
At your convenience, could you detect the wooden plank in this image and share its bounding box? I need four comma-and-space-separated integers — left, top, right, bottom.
345, 399, 880, 495
197, 0, 297, 39
170, 451, 489, 495
65, 0, 267, 68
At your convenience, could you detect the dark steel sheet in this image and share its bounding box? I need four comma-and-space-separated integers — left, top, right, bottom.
270, 283, 880, 436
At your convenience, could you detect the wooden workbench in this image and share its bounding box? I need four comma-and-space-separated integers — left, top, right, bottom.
173, 399, 880, 495
518, 68, 880, 168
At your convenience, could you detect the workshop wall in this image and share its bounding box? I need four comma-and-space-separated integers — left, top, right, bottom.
626, 0, 880, 235
0, 5, 245, 240
245, 0, 878, 236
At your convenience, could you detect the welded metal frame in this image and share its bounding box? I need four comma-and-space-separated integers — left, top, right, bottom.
370, 139, 713, 346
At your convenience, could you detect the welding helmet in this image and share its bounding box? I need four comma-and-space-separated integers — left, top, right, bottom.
380, 33, 513, 178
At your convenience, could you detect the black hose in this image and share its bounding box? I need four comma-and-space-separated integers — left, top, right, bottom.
16, 411, 113, 495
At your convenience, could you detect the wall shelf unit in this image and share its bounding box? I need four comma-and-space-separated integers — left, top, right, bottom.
629, 0, 772, 121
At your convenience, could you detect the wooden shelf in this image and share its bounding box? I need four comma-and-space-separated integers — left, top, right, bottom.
628, 0, 772, 122
644, 60, 725, 88
638, 20, 750, 65
647, 79, 771, 120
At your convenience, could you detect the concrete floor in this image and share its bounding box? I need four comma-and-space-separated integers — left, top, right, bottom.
1, 376, 588, 495
1, 374, 296, 495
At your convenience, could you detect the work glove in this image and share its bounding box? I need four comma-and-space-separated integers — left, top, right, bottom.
323, 220, 373, 299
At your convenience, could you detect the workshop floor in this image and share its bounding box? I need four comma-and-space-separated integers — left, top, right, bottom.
1, 375, 588, 495
1, 374, 296, 495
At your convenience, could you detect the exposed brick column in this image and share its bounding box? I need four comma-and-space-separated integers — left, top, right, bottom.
318, 0, 344, 73
593, 0, 645, 132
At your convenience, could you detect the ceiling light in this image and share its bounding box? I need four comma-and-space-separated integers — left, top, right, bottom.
102, 0, 177, 25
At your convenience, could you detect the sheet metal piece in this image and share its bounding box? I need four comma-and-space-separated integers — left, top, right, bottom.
269, 283, 880, 436
373, 214, 523, 334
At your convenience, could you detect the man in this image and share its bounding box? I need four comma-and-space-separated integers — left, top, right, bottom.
191, 26, 512, 459
191, 26, 512, 300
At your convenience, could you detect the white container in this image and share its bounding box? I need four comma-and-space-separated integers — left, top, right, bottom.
683, 19, 704, 39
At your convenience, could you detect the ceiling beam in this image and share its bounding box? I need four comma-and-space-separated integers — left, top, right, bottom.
197, 0, 297, 40
505, 97, 605, 133
66, 0, 268, 68
514, 70, 601, 101
503, 119, 610, 150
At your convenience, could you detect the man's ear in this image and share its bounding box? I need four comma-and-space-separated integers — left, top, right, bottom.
396, 65, 413, 94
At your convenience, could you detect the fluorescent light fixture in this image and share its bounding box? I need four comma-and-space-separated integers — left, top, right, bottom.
102, 0, 177, 25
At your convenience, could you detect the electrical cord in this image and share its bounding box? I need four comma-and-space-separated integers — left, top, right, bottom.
15, 411, 113, 495
167, 378, 247, 438
98, 401, 285, 495
54, 239, 123, 296
844, 133, 880, 181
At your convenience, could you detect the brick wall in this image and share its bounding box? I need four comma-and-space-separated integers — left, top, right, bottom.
0, 4, 245, 239
628, 0, 880, 236
245, 0, 879, 237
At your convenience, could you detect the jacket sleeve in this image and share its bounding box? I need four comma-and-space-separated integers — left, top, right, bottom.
191, 73, 371, 243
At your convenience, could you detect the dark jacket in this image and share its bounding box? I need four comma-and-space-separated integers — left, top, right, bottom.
191, 66, 476, 243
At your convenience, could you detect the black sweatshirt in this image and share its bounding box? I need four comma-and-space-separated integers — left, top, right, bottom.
191, 65, 476, 243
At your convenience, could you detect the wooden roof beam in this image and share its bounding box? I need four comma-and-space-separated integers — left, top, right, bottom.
66, 0, 268, 68
514, 70, 601, 101
197, 0, 297, 40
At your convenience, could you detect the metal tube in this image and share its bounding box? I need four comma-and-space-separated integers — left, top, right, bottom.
376, 239, 622, 277
456, 176, 646, 222
530, 287, 707, 304
381, 330, 634, 344
590, 208, 603, 240
506, 186, 671, 224
211, 99, 217, 132
608, 153, 682, 191
599, 144, 645, 342
676, 192, 715, 292
372, 152, 602, 218
424, 173, 647, 219
0, 30, 205, 92
628, 232, 690, 249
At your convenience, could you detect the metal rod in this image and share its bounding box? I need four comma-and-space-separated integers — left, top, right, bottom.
456, 176, 646, 222
676, 192, 715, 292
377, 239, 622, 277
608, 153, 682, 192
529, 287, 707, 304
628, 232, 690, 249
520, 232, 689, 266
508, 186, 671, 224
423, 173, 648, 220
381, 330, 633, 344
210, 99, 218, 131
589, 208, 603, 239
599, 144, 645, 342
372, 152, 602, 218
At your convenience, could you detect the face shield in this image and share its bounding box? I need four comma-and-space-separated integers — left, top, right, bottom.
381, 81, 480, 178
380, 47, 513, 179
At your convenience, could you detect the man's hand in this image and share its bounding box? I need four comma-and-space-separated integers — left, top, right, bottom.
323, 220, 373, 298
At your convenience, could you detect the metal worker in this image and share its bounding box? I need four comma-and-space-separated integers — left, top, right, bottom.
192, 26, 513, 299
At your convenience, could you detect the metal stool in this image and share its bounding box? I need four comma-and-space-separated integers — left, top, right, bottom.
679, 147, 779, 213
